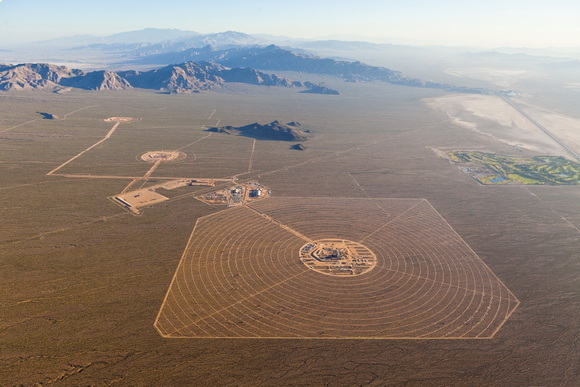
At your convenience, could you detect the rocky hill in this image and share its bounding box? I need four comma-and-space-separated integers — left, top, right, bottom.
0, 63, 83, 91
62, 70, 132, 90
207, 120, 309, 141
0, 62, 337, 94
119, 62, 225, 93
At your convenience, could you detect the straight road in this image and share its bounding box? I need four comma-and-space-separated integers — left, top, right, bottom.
500, 96, 580, 162
47, 121, 122, 176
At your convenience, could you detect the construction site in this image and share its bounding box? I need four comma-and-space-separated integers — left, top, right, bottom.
299, 239, 377, 276
197, 181, 271, 207
112, 178, 217, 214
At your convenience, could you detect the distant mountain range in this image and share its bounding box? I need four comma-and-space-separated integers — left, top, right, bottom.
2, 29, 505, 95
70, 31, 265, 54
38, 28, 202, 47
44, 30, 405, 55
0, 62, 338, 94
128, 44, 488, 93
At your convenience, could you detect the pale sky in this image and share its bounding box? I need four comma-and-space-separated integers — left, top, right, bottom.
0, 0, 579, 48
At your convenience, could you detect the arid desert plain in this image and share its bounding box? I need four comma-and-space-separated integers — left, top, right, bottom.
2, 80, 579, 385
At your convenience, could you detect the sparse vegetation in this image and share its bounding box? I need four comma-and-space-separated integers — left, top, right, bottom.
1, 84, 578, 385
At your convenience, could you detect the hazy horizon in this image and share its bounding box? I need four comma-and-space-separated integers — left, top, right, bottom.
1, 0, 579, 48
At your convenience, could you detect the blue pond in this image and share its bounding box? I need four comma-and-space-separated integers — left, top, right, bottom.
489, 176, 507, 183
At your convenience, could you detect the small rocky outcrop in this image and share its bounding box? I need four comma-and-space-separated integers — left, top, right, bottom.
290, 143, 308, 151
38, 112, 60, 119
301, 82, 340, 95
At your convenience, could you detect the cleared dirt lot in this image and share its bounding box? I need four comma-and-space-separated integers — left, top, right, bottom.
115, 189, 169, 212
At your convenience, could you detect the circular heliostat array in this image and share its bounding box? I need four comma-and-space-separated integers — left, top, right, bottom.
155, 197, 519, 339
299, 239, 376, 276
140, 150, 186, 163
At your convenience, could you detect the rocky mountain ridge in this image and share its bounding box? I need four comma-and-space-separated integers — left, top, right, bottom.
0, 63, 83, 91
132, 45, 489, 94
7, 30, 495, 95
62, 70, 132, 90
0, 62, 338, 94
